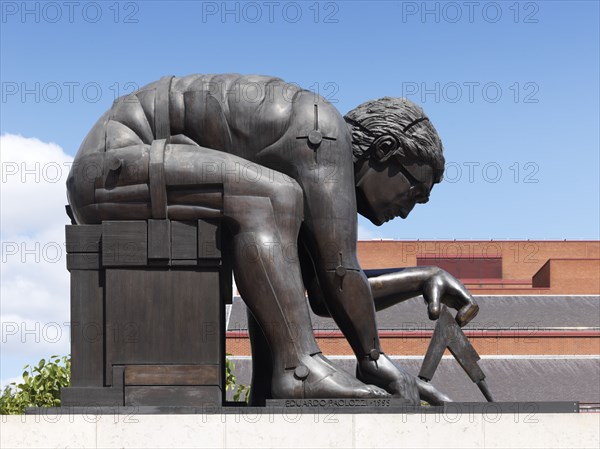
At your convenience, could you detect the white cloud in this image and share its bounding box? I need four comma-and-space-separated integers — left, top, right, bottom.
1, 134, 73, 380
1, 134, 73, 236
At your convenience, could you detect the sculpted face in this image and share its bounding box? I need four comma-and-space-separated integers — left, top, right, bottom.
355, 159, 435, 226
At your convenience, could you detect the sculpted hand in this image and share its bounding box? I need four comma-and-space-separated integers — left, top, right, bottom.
422, 268, 479, 327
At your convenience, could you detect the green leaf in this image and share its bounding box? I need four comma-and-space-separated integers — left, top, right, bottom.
2, 355, 71, 414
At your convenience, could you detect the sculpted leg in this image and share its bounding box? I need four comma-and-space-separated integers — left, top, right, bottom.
227, 186, 387, 399
246, 309, 272, 406
318, 270, 420, 404
164, 146, 388, 399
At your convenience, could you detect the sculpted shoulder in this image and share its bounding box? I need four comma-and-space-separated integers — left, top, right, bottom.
225, 75, 302, 152
286, 89, 349, 145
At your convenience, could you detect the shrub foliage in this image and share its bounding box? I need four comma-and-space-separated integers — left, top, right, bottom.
1, 354, 249, 414
0, 355, 70, 414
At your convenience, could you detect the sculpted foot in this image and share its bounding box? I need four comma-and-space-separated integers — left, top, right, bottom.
356, 353, 420, 405
272, 353, 390, 399
416, 377, 452, 405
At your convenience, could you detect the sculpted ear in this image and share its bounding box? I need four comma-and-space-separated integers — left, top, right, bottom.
372, 135, 402, 161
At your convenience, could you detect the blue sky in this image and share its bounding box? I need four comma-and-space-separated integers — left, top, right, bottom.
2, 0, 599, 239
2, 0, 600, 238
0, 1, 599, 383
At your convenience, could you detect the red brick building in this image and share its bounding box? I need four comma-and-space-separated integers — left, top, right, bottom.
358, 240, 600, 295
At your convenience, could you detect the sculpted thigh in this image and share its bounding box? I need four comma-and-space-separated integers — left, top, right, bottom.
163, 145, 303, 230
68, 142, 304, 231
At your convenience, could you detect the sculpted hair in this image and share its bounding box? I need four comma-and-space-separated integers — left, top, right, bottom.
344, 97, 445, 183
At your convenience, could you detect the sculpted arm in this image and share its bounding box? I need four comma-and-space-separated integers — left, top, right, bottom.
368, 267, 479, 326
300, 165, 379, 357
306, 262, 479, 327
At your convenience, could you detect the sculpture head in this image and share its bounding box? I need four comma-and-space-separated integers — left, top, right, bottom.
344, 97, 445, 225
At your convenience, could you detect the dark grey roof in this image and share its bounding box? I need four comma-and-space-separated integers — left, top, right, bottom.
227, 356, 600, 403
227, 295, 600, 331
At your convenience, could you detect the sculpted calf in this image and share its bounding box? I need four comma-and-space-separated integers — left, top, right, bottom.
67, 74, 478, 405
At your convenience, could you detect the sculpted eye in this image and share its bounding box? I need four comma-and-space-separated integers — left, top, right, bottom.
373, 135, 399, 161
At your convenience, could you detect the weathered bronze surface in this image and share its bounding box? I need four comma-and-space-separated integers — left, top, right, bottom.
67, 74, 481, 406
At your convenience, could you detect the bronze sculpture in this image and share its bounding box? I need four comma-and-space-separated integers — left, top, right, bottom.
67, 74, 479, 405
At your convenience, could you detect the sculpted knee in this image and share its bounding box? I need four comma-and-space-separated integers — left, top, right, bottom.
270, 179, 304, 219
223, 175, 303, 235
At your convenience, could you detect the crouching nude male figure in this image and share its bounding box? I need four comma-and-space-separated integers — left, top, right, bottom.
67, 74, 479, 405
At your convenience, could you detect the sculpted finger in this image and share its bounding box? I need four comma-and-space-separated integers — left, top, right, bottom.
456, 302, 479, 327
449, 275, 477, 308
423, 279, 442, 321
447, 278, 479, 326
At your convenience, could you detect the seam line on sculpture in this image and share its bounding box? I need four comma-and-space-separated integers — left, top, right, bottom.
256, 250, 301, 359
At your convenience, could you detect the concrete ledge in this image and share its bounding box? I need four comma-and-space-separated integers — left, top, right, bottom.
2, 412, 599, 448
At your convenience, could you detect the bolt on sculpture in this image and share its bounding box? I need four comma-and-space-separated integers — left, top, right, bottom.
67, 74, 480, 406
